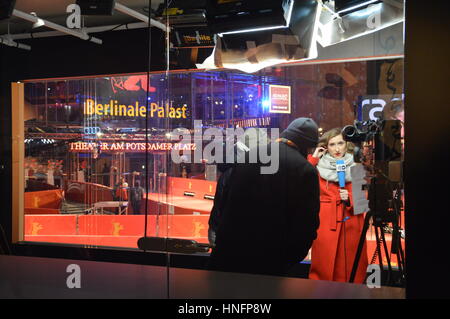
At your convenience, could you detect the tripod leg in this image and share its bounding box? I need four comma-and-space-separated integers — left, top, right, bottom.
349, 212, 371, 283
380, 226, 393, 285
396, 236, 406, 285
395, 250, 404, 285
374, 225, 385, 282
391, 213, 406, 285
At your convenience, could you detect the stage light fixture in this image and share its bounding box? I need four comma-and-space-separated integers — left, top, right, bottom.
154, 0, 214, 49
206, 0, 296, 35
217, 0, 295, 36
76, 0, 116, 16
30, 12, 45, 29
199, 0, 322, 73
317, 0, 404, 47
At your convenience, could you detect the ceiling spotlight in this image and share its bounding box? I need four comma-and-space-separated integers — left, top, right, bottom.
30, 12, 45, 28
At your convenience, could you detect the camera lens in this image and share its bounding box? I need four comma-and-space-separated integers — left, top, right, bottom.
342, 125, 357, 138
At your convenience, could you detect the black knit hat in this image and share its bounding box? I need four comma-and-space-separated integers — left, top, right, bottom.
280, 117, 319, 148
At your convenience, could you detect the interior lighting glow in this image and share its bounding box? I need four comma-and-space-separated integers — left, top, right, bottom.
218, 0, 294, 36
349, 2, 382, 17
337, 0, 379, 14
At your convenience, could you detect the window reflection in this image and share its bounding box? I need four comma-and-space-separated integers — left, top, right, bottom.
22, 61, 404, 284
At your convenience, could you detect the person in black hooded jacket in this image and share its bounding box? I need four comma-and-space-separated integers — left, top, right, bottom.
208, 128, 270, 246
208, 163, 233, 246
208, 118, 321, 276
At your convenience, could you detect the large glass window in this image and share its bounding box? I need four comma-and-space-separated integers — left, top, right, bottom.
20, 58, 405, 284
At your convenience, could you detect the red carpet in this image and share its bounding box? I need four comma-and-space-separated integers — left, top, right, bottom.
24, 214, 404, 266
24, 178, 404, 266
24, 214, 210, 248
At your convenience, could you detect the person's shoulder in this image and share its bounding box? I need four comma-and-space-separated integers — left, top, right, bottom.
303, 160, 317, 174
282, 145, 308, 162
284, 149, 316, 172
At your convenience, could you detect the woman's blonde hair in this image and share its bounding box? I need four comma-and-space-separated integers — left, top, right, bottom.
318, 127, 354, 154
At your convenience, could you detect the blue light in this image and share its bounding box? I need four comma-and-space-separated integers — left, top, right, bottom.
262, 99, 271, 109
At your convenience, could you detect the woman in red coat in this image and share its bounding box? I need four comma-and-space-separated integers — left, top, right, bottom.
308, 128, 368, 283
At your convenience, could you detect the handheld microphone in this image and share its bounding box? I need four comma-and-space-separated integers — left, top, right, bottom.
336, 159, 346, 188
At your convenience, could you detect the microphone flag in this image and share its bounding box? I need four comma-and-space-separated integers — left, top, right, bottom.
336, 159, 346, 188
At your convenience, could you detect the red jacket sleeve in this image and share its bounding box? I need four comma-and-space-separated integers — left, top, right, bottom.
307, 154, 320, 167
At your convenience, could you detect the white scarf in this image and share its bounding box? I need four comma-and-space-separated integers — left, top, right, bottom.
316, 153, 355, 183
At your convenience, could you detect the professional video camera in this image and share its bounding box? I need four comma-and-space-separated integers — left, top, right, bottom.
341, 119, 405, 287
342, 119, 403, 219
342, 119, 402, 165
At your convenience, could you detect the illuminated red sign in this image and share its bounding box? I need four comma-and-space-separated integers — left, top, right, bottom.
69, 142, 196, 153
111, 76, 156, 94
269, 85, 291, 114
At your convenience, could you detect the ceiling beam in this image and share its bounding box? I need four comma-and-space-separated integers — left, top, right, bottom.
0, 36, 31, 50
12, 9, 103, 45
114, 2, 168, 32
1, 3, 169, 49
8, 21, 148, 41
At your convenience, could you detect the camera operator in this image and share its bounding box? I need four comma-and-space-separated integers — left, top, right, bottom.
308, 128, 368, 283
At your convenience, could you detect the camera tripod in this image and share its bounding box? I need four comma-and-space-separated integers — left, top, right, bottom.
349, 182, 406, 286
